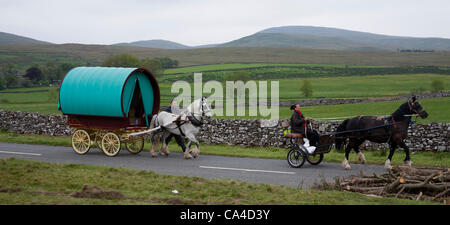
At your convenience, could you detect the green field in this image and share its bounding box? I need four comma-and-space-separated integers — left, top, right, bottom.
277, 97, 450, 123
159, 73, 449, 101
164, 63, 392, 74
0, 87, 59, 114
276, 74, 449, 99
211, 97, 450, 123
0, 158, 434, 205
160, 65, 450, 83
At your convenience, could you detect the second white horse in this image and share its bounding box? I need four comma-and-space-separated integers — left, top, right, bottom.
149, 97, 212, 159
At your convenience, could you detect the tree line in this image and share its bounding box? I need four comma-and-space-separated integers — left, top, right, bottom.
101, 53, 178, 77
0, 54, 179, 90
0, 62, 81, 90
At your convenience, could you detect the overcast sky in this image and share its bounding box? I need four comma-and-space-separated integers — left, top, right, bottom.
1, 0, 449, 46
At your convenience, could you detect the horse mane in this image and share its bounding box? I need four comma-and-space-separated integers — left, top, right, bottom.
336, 119, 350, 135
335, 119, 350, 150
187, 98, 200, 113
392, 101, 410, 121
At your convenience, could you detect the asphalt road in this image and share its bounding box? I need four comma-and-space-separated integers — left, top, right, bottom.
0, 142, 387, 188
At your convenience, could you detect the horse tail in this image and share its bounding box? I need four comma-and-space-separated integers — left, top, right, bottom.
148, 114, 158, 141
335, 119, 350, 150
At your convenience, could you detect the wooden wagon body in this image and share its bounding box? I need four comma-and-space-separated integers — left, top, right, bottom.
58, 67, 160, 156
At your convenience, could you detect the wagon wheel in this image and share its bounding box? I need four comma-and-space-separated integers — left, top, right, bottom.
125, 136, 144, 154
71, 129, 91, 155
287, 148, 305, 168
102, 132, 121, 157
306, 153, 324, 165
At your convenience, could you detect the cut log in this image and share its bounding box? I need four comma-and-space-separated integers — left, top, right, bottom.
317, 165, 449, 203
399, 183, 449, 192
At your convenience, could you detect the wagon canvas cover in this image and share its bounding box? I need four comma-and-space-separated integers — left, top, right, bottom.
58, 67, 160, 127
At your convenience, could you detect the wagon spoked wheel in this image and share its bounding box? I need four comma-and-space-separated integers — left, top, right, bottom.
102, 132, 121, 157
287, 148, 305, 168
71, 129, 91, 155
125, 136, 144, 154
306, 153, 324, 165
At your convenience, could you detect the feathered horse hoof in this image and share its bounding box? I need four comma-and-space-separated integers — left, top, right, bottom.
403, 160, 412, 167
384, 159, 393, 170
184, 153, 193, 159
342, 159, 351, 170
358, 152, 366, 164
192, 148, 200, 158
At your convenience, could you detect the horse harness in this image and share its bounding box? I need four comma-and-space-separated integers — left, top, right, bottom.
172, 98, 207, 137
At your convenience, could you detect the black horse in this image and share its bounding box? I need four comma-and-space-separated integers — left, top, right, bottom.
335, 97, 428, 170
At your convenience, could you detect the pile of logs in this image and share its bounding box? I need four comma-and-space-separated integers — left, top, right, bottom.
336, 166, 449, 203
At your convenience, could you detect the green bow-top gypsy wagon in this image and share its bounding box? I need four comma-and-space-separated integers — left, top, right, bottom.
58, 67, 160, 157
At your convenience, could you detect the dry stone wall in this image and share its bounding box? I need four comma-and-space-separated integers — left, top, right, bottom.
0, 110, 70, 136
0, 110, 448, 152
198, 118, 449, 152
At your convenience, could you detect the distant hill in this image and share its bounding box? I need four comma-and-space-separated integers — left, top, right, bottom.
115, 40, 222, 49
0, 32, 52, 45
221, 26, 450, 51
221, 32, 380, 51
115, 39, 189, 49
4, 26, 450, 51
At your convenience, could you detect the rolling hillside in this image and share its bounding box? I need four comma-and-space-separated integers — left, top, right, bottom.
0, 32, 52, 45
221, 32, 379, 50
221, 26, 450, 51
2, 25, 450, 69
115, 39, 189, 49
2, 44, 450, 70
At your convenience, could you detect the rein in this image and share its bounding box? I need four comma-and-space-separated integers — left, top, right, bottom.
188, 98, 207, 127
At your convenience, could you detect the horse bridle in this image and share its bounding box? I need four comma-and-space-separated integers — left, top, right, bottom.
188, 97, 208, 127
408, 100, 424, 117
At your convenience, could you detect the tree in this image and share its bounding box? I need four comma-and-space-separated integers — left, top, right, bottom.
140, 58, 163, 77
41, 63, 59, 83
4, 74, 18, 88
155, 57, 179, 69
102, 53, 141, 68
0, 63, 17, 76
57, 63, 77, 79
24, 67, 43, 82
300, 79, 313, 97
431, 79, 445, 92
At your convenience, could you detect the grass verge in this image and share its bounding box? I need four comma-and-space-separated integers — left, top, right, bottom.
0, 158, 437, 205
0, 131, 448, 168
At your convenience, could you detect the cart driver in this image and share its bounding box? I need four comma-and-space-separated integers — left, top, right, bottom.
290, 104, 319, 152
164, 99, 186, 153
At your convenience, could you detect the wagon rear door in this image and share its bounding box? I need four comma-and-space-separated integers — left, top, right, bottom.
136, 72, 155, 127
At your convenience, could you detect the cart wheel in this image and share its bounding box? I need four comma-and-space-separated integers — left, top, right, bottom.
125, 136, 144, 154
287, 148, 305, 168
102, 132, 121, 157
71, 129, 91, 155
306, 153, 324, 165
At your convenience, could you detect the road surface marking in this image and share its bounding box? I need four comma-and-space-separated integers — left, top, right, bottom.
0, 151, 42, 156
200, 166, 295, 175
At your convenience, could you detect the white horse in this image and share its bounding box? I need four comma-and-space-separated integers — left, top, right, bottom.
149, 97, 212, 159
